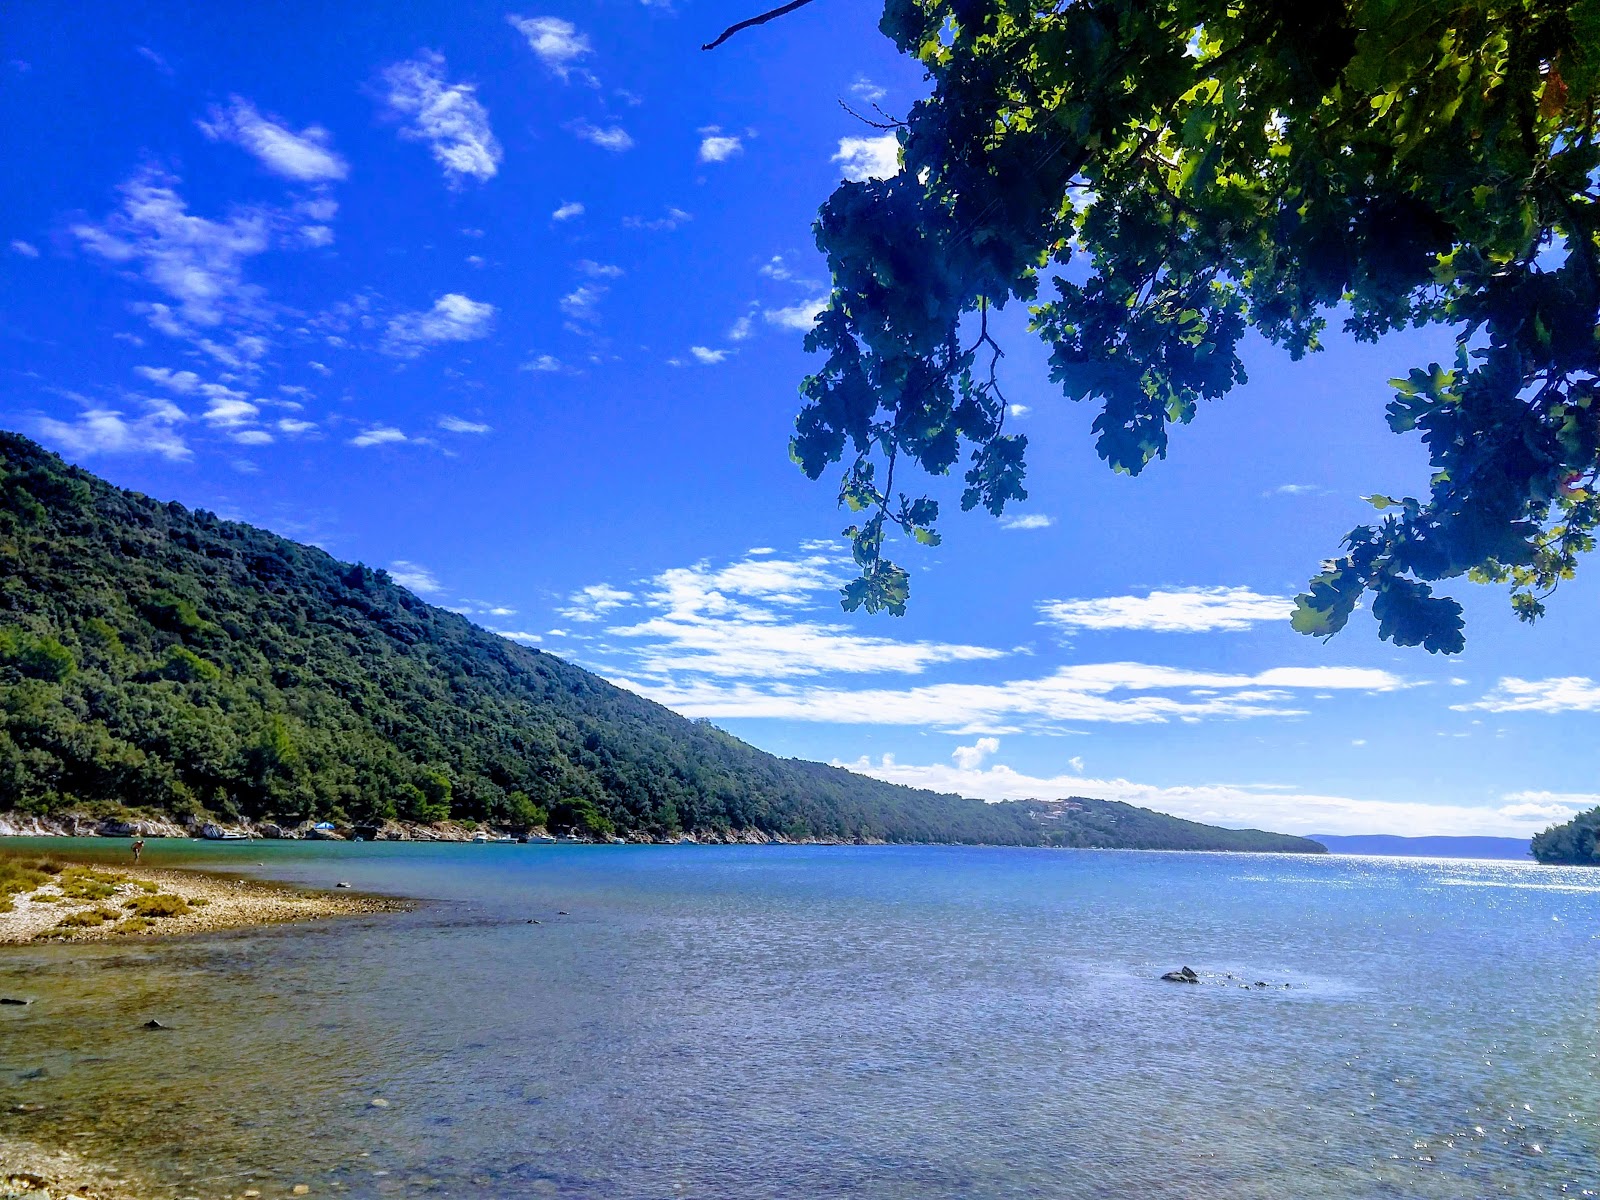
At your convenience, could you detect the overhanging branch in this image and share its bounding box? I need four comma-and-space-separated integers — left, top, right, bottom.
702, 0, 821, 51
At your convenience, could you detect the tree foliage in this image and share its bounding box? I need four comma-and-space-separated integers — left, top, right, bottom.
1530, 805, 1600, 863
792, 0, 1600, 651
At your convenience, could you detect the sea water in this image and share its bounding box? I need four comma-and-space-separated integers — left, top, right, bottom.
0, 841, 1595, 1198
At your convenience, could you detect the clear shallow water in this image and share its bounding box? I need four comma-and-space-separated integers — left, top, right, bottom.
1, 841, 1596, 1198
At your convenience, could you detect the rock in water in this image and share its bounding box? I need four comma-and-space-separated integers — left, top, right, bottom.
142, 1019, 171, 1030
335, 882, 352, 889
1160, 966, 1201, 984
0, 997, 30, 1005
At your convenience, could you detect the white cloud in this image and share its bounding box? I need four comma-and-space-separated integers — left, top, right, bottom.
1008, 403, 1031, 418
1000, 513, 1054, 530
35, 406, 190, 462
951, 736, 1000, 770
521, 354, 563, 372
277, 418, 317, 435
230, 428, 274, 445
571, 121, 634, 152
759, 255, 793, 281
559, 284, 607, 328
381, 53, 502, 186
834, 755, 1564, 838
698, 133, 743, 163
577, 259, 624, 278
389, 560, 443, 595
559, 583, 637, 623
833, 134, 899, 181
199, 96, 349, 182
134, 366, 202, 394
1270, 483, 1320, 496
1039, 587, 1294, 634
438, 415, 491, 434
552, 201, 584, 221
350, 426, 408, 448
1456, 677, 1600, 714
623, 207, 692, 232
849, 76, 887, 104
498, 630, 543, 644
506, 15, 591, 79
690, 346, 729, 364
11, 240, 39, 257
728, 315, 754, 341
624, 662, 1405, 729
72, 168, 271, 333
764, 296, 826, 331
383, 293, 496, 356
596, 552, 1005, 680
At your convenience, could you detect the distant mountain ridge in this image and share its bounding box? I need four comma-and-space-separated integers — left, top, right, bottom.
1312, 834, 1532, 861
0, 431, 1320, 853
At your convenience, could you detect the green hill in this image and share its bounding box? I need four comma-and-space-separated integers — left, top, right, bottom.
0, 431, 1321, 852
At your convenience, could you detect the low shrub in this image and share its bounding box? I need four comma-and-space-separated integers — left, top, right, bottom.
58, 868, 119, 901
123, 893, 190, 918
57, 907, 117, 928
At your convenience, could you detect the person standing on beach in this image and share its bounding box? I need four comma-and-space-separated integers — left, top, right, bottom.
131, 837, 144, 864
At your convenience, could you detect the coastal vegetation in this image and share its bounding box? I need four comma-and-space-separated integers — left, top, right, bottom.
0, 433, 1323, 852
1530, 807, 1600, 864
774, 0, 1599, 654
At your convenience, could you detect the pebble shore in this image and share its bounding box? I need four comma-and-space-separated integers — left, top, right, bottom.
0, 862, 402, 945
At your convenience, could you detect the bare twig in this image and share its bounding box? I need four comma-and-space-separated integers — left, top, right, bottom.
702, 0, 821, 51
838, 98, 907, 130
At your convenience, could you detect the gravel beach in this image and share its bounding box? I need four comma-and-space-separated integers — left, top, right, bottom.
0, 859, 402, 945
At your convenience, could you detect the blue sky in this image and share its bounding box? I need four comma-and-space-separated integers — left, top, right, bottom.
4, 1, 1596, 837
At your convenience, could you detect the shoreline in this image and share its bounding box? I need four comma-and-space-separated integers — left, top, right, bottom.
0, 1135, 147, 1200
0, 857, 405, 946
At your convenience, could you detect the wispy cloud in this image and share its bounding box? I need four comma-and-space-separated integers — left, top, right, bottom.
833, 134, 899, 181
1000, 513, 1054, 531
571, 121, 634, 151
72, 168, 272, 336
690, 346, 730, 364
438, 415, 491, 434
1039, 587, 1294, 634
199, 96, 349, 182
349, 426, 409, 448
381, 52, 502, 186
559, 284, 606, 329
623, 207, 692, 232
559, 583, 635, 623
838, 752, 1565, 837
11, 240, 39, 258
584, 550, 1006, 681
552, 201, 584, 221
382, 293, 496, 356
36, 405, 190, 462
506, 15, 592, 80
389, 560, 444, 595
1456, 676, 1600, 714
627, 662, 1406, 730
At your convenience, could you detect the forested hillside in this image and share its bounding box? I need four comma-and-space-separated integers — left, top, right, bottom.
0, 432, 1321, 852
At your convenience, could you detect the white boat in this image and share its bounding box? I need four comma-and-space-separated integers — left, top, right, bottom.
200, 824, 249, 841
522, 834, 556, 844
